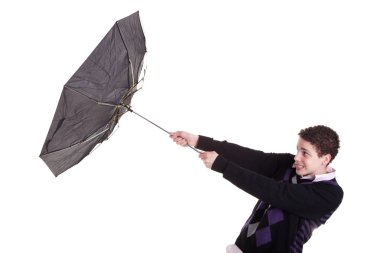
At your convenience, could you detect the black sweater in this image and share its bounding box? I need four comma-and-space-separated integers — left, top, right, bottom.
196, 136, 344, 253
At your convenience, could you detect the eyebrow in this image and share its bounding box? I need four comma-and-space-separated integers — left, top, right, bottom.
297, 146, 312, 155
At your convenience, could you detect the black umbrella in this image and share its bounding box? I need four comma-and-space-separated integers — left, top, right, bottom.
40, 12, 149, 177
40, 11, 199, 177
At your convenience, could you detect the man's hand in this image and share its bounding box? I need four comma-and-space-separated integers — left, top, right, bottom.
199, 151, 218, 169
170, 131, 199, 147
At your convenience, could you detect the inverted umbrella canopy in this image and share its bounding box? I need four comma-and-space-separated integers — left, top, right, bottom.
40, 11, 146, 176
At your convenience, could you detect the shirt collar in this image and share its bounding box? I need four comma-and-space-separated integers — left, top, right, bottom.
300, 166, 336, 182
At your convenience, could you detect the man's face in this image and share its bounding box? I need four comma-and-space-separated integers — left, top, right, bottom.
293, 137, 330, 177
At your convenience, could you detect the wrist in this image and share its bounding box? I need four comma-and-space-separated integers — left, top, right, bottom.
211, 155, 228, 174
192, 135, 199, 147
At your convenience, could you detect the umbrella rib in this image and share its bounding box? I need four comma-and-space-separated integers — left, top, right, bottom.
85, 126, 111, 143
115, 21, 137, 89
40, 125, 111, 157
65, 86, 118, 107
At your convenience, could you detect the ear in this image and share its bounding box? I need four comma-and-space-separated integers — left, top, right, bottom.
322, 154, 332, 165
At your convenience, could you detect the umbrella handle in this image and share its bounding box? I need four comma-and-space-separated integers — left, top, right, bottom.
126, 106, 200, 153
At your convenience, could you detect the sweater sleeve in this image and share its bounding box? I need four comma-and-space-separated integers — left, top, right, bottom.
196, 135, 294, 178
212, 157, 344, 219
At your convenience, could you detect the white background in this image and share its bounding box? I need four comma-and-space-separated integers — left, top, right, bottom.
1, 0, 379, 252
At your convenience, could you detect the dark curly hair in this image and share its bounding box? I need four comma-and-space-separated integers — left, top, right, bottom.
298, 125, 340, 163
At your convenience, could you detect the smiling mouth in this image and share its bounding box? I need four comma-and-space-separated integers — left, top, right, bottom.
293, 163, 304, 170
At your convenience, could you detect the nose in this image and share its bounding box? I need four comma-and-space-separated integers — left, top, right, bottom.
294, 152, 301, 162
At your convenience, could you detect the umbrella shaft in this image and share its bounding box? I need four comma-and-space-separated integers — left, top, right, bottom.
130, 109, 170, 134
129, 109, 200, 153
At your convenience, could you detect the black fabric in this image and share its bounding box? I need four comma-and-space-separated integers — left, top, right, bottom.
40, 12, 146, 176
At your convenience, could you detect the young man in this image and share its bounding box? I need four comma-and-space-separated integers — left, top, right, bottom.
170, 125, 343, 253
